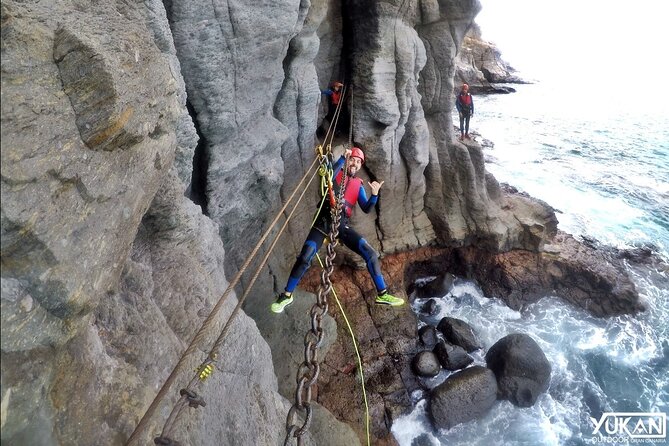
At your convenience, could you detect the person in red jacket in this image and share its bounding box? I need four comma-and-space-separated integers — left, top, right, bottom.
455, 83, 474, 140
271, 147, 404, 313
321, 81, 347, 136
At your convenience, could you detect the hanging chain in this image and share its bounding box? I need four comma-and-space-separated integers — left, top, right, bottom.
348, 86, 354, 148
284, 154, 350, 445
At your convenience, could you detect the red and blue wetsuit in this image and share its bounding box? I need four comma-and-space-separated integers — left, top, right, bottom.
456, 92, 474, 137
284, 156, 387, 294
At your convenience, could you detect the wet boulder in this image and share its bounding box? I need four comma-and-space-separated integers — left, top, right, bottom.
411, 433, 439, 446
437, 317, 482, 352
414, 273, 455, 299
428, 366, 497, 429
421, 298, 439, 316
412, 351, 442, 377
433, 340, 473, 371
418, 325, 439, 348
485, 333, 551, 407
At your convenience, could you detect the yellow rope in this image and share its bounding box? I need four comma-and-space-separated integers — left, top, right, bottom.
315, 253, 371, 446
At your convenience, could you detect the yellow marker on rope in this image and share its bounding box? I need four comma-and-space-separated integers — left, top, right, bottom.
197, 363, 214, 381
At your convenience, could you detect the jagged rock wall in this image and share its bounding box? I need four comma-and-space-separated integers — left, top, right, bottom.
165, 0, 310, 277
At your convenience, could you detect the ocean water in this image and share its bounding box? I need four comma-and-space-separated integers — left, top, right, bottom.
392, 83, 669, 446
474, 83, 669, 256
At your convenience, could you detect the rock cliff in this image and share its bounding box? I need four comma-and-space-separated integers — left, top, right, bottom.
455, 22, 527, 93
0, 0, 642, 445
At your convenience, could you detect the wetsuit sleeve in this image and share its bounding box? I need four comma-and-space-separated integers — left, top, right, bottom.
455, 96, 462, 113
332, 156, 345, 178
357, 185, 378, 213
470, 96, 474, 114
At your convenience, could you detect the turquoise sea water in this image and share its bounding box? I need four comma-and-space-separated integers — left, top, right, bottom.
392, 82, 669, 446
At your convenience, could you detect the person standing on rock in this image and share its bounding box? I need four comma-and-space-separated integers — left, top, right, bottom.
456, 83, 474, 140
271, 147, 405, 313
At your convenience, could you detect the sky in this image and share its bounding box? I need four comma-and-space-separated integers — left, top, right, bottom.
475, 0, 669, 100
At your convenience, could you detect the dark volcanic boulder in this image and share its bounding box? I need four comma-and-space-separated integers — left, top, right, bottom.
414, 273, 455, 299
433, 340, 473, 371
412, 351, 442, 377
428, 366, 497, 429
485, 333, 551, 407
437, 317, 482, 352
412, 433, 438, 446
418, 325, 439, 348
421, 298, 439, 316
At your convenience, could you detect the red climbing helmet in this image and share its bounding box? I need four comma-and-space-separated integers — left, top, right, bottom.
333, 81, 344, 88
350, 147, 365, 164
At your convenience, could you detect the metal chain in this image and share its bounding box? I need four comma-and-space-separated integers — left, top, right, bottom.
348, 86, 354, 148
284, 154, 350, 446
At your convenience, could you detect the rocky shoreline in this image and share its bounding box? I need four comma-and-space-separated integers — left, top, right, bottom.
292, 173, 650, 444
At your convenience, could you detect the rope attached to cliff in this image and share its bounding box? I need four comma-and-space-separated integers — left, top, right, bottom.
125, 84, 349, 446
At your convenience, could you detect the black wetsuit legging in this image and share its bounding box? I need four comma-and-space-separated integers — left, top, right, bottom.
459, 112, 470, 136
284, 216, 386, 294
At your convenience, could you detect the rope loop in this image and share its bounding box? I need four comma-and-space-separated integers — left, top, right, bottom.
179, 389, 206, 409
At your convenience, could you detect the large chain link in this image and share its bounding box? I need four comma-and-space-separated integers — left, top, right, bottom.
284, 155, 350, 446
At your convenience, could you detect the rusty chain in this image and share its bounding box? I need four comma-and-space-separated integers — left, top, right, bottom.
284, 153, 350, 445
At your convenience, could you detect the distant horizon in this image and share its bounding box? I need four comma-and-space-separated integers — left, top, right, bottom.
475, 0, 669, 106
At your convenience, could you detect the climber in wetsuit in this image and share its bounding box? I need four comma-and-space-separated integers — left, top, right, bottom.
456, 83, 474, 140
320, 81, 348, 136
271, 147, 405, 313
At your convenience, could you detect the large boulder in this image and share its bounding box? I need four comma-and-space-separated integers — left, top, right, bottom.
428, 365, 497, 429
485, 333, 551, 407
412, 351, 442, 377
421, 298, 439, 316
437, 317, 482, 352
412, 272, 455, 299
433, 340, 473, 371
418, 325, 439, 348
